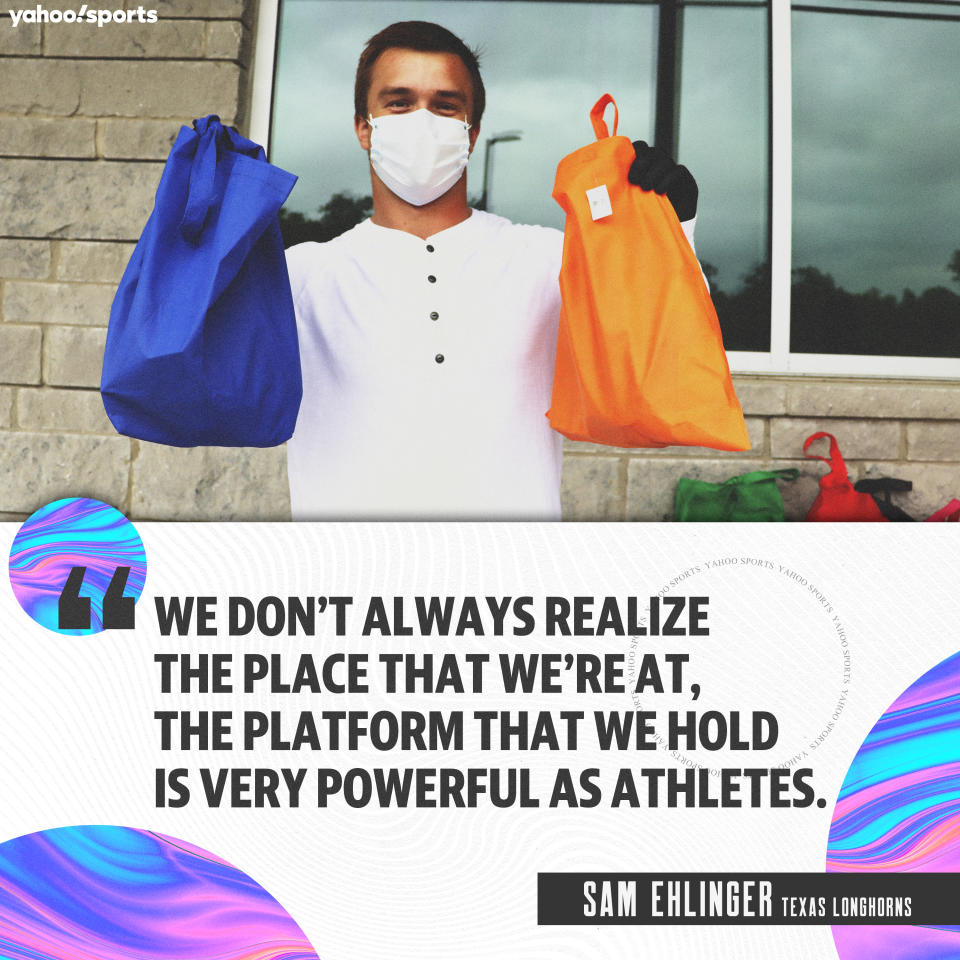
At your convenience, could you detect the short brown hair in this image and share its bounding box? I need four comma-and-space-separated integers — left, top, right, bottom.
354, 21, 486, 125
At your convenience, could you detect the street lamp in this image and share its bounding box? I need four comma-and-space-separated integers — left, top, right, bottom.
477, 130, 522, 212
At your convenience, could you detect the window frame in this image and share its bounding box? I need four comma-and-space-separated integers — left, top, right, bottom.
748, 0, 960, 379
252, 0, 960, 380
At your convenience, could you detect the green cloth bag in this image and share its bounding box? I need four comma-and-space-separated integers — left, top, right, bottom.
674, 469, 800, 521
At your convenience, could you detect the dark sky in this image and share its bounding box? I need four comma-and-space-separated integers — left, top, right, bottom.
791, 10, 960, 297
272, 0, 960, 298
272, 0, 659, 229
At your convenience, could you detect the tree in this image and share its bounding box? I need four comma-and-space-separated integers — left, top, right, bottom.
279, 191, 373, 248
948, 248, 960, 286
700, 260, 720, 286
711, 261, 770, 352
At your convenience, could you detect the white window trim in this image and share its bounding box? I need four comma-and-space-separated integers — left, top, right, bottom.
249, 0, 280, 152
729, 349, 960, 378
741, 0, 960, 380
767, 0, 792, 373
254, 0, 960, 381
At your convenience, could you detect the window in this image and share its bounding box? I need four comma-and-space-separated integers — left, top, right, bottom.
790, 0, 960, 364
267, 0, 660, 236
252, 0, 960, 378
676, 1, 769, 352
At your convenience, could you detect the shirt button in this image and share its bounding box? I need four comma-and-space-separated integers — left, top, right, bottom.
428, 275, 437, 283
430, 311, 439, 321
435, 353, 445, 364
426, 244, 435, 252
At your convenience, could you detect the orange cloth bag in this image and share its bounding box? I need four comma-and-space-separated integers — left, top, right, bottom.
548, 94, 749, 450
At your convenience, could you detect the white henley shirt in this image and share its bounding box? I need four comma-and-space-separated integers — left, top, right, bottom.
285, 210, 566, 519
285, 207, 699, 520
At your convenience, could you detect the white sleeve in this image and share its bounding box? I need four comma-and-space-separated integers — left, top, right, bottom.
679, 215, 710, 294
284, 242, 314, 304
680, 215, 697, 254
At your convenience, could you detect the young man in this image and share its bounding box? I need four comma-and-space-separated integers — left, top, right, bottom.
285, 21, 700, 520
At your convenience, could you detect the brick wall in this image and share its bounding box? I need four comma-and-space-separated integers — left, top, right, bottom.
0, 0, 288, 521
563, 378, 960, 521
1, 1, 957, 522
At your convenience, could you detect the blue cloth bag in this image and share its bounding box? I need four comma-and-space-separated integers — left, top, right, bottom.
101, 115, 301, 447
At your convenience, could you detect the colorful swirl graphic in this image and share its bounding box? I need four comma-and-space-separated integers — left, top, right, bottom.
828, 650, 960, 958
8, 498, 147, 635
0, 826, 320, 959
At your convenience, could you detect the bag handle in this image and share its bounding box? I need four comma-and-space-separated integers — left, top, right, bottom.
803, 431, 849, 483
854, 477, 912, 495
179, 115, 223, 244
926, 499, 960, 522
728, 468, 799, 485
590, 93, 619, 140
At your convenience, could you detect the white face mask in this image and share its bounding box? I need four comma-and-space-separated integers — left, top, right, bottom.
368, 109, 471, 206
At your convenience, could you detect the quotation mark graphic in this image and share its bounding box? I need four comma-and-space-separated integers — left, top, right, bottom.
58, 565, 136, 631
8, 498, 147, 636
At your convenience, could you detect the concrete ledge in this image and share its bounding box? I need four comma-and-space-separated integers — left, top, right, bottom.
0, 240, 52, 280
561, 456, 624, 521
906, 422, 960, 462
0, 117, 97, 158
0, 20, 41, 55
100, 119, 182, 160
0, 325, 43, 385
0, 59, 240, 120
44, 19, 207, 58
0, 431, 131, 514
0, 386, 13, 428
0, 159, 159, 240
732, 377, 789, 416
771, 417, 901, 460
5, 281, 115, 326
17, 387, 114, 434
57, 241, 135, 283
131, 443, 290, 520
786, 379, 960, 420
150, 0, 248, 20
43, 326, 107, 387
206, 20, 243, 59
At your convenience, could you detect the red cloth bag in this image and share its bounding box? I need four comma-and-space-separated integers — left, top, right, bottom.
926, 499, 960, 522
803, 432, 888, 522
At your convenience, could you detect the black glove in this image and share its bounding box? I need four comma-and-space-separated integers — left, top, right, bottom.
628, 140, 698, 222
